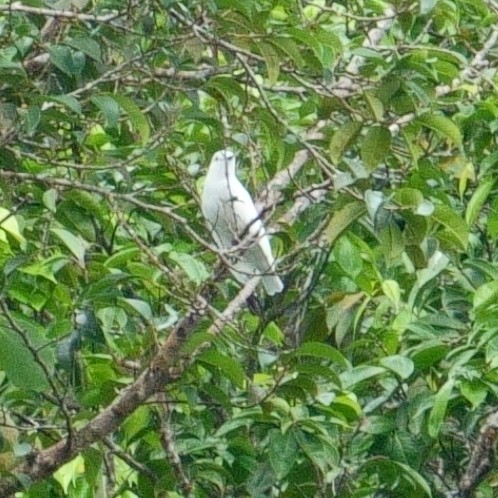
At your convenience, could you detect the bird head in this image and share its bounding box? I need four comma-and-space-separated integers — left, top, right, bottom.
209, 149, 237, 179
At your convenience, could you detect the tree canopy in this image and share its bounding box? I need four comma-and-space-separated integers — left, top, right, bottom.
1, 0, 498, 497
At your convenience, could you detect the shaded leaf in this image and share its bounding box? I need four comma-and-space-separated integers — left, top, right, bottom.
330, 121, 362, 164
0, 317, 52, 390
91, 95, 120, 129
257, 42, 280, 85
169, 251, 209, 285
293, 342, 350, 369
323, 201, 366, 245
113, 93, 151, 144
198, 350, 246, 388
432, 205, 468, 250
360, 458, 432, 497
360, 126, 391, 170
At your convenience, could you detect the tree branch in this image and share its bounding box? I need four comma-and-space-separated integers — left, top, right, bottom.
0, 2, 120, 22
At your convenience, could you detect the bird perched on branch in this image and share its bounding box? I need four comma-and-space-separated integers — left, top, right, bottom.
201, 149, 284, 296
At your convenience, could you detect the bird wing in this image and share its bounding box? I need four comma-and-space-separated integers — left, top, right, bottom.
226, 180, 278, 274
202, 170, 282, 293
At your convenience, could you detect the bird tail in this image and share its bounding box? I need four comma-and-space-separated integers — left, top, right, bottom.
262, 275, 284, 295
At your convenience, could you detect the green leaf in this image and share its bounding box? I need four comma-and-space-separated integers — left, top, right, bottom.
417, 113, 462, 145
334, 236, 363, 277
64, 190, 105, 219
20, 255, 67, 284
0, 317, 51, 390
339, 365, 386, 389
428, 377, 454, 438
53, 455, 85, 494
293, 342, 350, 369
24, 106, 41, 135
352, 47, 386, 61
104, 247, 140, 268
65, 37, 102, 61
0, 207, 26, 245
198, 350, 246, 388
329, 394, 362, 419
360, 459, 432, 497
262, 321, 284, 346
215, 0, 254, 17
295, 430, 340, 472
257, 42, 280, 85
43, 189, 58, 213
379, 355, 414, 379
362, 415, 397, 434
420, 0, 437, 14
119, 298, 153, 320
48, 45, 85, 76
169, 251, 209, 285
215, 415, 254, 437
360, 126, 391, 170
204, 76, 246, 105
411, 344, 450, 371
112, 93, 151, 144
181, 108, 223, 133
51, 228, 87, 268
182, 332, 215, 355
460, 379, 488, 410
91, 95, 120, 129
82, 273, 131, 302
378, 222, 404, 261
364, 90, 384, 121
286, 28, 323, 68
7, 279, 48, 311
432, 204, 469, 250
246, 463, 275, 497
408, 250, 450, 308
381, 280, 401, 311
323, 201, 366, 245
315, 27, 341, 49
416, 250, 450, 289
50, 95, 82, 114
270, 37, 305, 69
393, 188, 424, 208
474, 281, 498, 310
122, 405, 151, 442
269, 429, 298, 479
465, 177, 495, 226
329, 121, 362, 164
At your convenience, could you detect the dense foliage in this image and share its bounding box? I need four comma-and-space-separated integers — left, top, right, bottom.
1, 0, 498, 496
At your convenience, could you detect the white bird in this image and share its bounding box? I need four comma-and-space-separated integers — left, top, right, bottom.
201, 149, 284, 295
